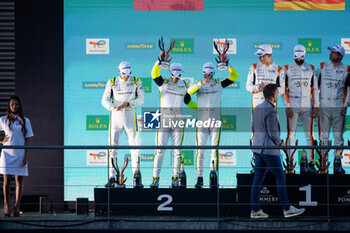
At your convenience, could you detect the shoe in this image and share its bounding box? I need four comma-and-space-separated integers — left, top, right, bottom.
283, 205, 305, 218
308, 161, 317, 174
250, 209, 268, 219
150, 177, 159, 189
105, 177, 116, 188
171, 176, 178, 188
195, 177, 203, 189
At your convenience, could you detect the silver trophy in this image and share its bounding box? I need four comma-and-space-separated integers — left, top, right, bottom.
213, 39, 229, 71
158, 36, 175, 69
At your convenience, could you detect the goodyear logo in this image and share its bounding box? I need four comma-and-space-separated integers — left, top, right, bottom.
298, 38, 321, 53
170, 38, 194, 54
86, 115, 109, 131
124, 154, 154, 162
125, 43, 155, 49
82, 81, 106, 89
253, 43, 282, 50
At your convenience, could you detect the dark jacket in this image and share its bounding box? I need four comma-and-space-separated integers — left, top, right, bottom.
252, 100, 282, 156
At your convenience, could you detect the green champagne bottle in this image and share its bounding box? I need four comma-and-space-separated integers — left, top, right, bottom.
178, 159, 186, 188
133, 157, 142, 188
209, 160, 218, 188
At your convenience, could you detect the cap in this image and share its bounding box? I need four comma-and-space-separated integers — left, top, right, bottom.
255, 44, 272, 56
328, 44, 345, 57
169, 63, 183, 78
202, 62, 215, 75
293, 44, 306, 59
118, 61, 132, 75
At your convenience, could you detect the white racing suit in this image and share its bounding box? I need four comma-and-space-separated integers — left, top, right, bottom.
318, 62, 350, 152
246, 62, 285, 109
151, 61, 197, 178
187, 67, 239, 177
282, 62, 319, 161
101, 76, 144, 178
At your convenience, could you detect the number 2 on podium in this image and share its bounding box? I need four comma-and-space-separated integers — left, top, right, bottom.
157, 194, 173, 211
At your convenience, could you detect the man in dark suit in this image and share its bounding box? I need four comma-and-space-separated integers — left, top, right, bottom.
250, 84, 305, 219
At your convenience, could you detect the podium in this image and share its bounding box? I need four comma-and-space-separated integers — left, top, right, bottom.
94, 187, 237, 217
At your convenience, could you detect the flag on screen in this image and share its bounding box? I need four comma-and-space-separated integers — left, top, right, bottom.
134, 0, 204, 11
274, 0, 345, 11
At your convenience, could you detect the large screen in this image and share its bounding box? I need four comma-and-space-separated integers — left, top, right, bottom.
64, 0, 350, 200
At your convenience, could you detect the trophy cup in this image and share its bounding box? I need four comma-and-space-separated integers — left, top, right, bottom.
158, 36, 175, 69
111, 157, 128, 188
282, 140, 297, 174
213, 39, 230, 71
314, 140, 331, 174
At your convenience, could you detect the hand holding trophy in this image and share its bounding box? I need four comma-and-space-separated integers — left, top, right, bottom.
213, 39, 230, 71
158, 36, 175, 69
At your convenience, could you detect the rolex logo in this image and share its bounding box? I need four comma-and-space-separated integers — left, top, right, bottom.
307, 41, 312, 47
95, 118, 101, 123
180, 41, 185, 47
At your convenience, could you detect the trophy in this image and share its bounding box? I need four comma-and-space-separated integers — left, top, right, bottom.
111, 156, 128, 188
213, 39, 230, 71
282, 140, 297, 174
158, 36, 175, 69
314, 140, 331, 174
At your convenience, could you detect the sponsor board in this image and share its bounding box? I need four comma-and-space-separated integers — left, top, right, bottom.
221, 115, 236, 131
170, 38, 194, 54
86, 115, 109, 131
342, 150, 350, 166
125, 42, 155, 49
219, 150, 236, 166
298, 38, 321, 53
124, 154, 155, 162
139, 78, 152, 93
86, 150, 107, 166
170, 150, 194, 166
213, 38, 237, 54
82, 81, 106, 89
253, 42, 282, 50
86, 38, 109, 54
341, 38, 350, 54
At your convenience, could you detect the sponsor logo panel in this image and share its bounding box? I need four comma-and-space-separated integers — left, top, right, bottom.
86, 38, 109, 54
298, 38, 322, 54
170, 38, 194, 54
86, 150, 107, 166
86, 115, 109, 131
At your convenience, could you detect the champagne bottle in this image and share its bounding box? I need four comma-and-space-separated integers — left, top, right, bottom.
334, 150, 342, 174
300, 149, 308, 174
133, 157, 142, 188
178, 159, 186, 189
209, 160, 218, 188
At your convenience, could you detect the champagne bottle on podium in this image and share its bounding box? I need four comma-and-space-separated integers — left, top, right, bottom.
334, 150, 345, 174
133, 157, 142, 188
178, 159, 186, 189
209, 160, 218, 188
300, 149, 308, 174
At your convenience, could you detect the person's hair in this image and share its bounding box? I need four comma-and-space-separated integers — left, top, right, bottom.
6, 95, 27, 137
263, 84, 278, 99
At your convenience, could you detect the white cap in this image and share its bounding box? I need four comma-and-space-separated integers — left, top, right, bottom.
328, 44, 345, 57
294, 44, 306, 59
255, 44, 272, 56
202, 62, 215, 75
118, 61, 131, 75
169, 63, 183, 78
